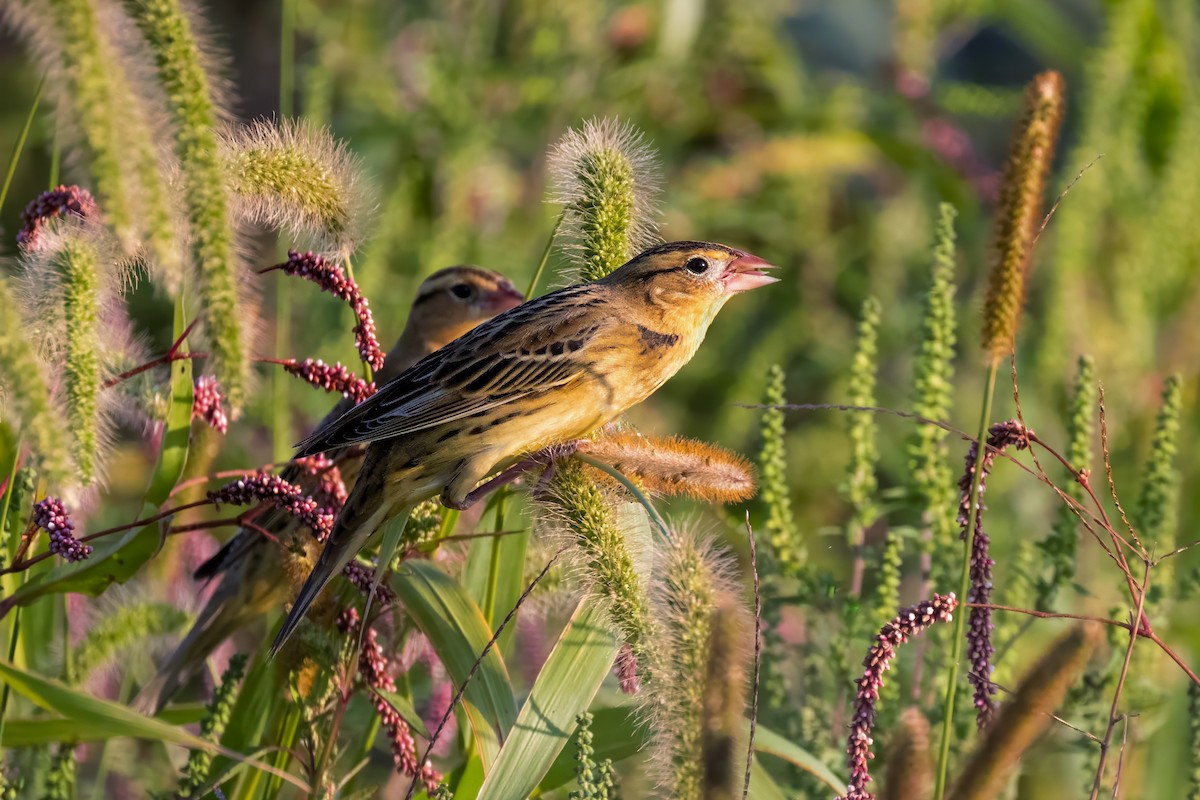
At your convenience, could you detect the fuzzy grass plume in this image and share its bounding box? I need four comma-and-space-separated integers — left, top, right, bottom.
700, 597, 751, 800
126, 0, 249, 411
845, 296, 882, 538
1135, 374, 1183, 593
2, 0, 179, 270
175, 653, 248, 797
540, 458, 657, 682
0, 274, 70, 486
581, 430, 756, 503
981, 71, 1065, 359
649, 529, 744, 798
17, 220, 129, 486
947, 623, 1100, 800
882, 707, 934, 800
219, 119, 372, 257
72, 599, 190, 681
548, 117, 662, 281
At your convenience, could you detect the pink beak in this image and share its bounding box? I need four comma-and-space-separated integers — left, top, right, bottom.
723, 252, 780, 294
485, 281, 526, 312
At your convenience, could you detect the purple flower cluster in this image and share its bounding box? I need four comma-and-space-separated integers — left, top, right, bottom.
295, 453, 349, 513
32, 497, 92, 562
17, 185, 97, 249
208, 472, 334, 541
957, 420, 1030, 729
271, 251, 385, 371
338, 608, 441, 793
281, 358, 375, 404
191, 375, 229, 434
614, 643, 640, 694
341, 560, 396, 606
839, 593, 958, 800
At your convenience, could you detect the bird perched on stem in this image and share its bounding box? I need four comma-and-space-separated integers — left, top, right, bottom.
272, 241, 778, 652
133, 266, 522, 714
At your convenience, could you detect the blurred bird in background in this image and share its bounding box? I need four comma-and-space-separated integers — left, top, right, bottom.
134, 266, 523, 714
272, 241, 778, 652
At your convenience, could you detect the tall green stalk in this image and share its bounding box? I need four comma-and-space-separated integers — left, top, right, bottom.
933, 359, 998, 800
272, 0, 297, 463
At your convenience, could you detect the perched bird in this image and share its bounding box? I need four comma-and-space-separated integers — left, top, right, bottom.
133, 266, 522, 714
273, 241, 777, 652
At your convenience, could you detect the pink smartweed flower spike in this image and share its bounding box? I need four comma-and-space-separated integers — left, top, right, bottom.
208, 471, 334, 542
262, 251, 385, 371
269, 358, 376, 404
17, 185, 97, 250
838, 593, 958, 800
32, 497, 92, 562
191, 375, 229, 434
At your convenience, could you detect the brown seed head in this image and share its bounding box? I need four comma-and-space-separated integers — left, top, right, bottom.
581, 431, 757, 503
981, 70, 1065, 359
881, 707, 933, 800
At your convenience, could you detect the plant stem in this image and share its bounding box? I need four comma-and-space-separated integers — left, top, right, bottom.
483, 489, 507, 624
524, 210, 565, 299
0, 75, 44, 215
933, 357, 999, 800
271, 0, 297, 465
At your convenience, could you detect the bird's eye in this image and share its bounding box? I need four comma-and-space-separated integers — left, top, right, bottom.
450, 283, 473, 299
684, 257, 710, 275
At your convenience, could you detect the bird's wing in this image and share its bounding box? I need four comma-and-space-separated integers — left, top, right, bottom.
295, 285, 607, 455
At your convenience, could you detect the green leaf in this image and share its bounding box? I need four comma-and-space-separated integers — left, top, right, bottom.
753, 721, 847, 794
536, 706, 646, 793
0, 702, 206, 746
747, 755, 789, 800
478, 602, 619, 800
0, 659, 307, 791
391, 560, 518, 735
0, 296, 194, 612
373, 687, 432, 739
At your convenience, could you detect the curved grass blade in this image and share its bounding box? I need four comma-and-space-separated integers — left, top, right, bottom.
0, 702, 205, 746
753, 721, 847, 794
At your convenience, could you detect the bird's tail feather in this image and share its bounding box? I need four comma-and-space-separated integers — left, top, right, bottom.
269, 455, 405, 656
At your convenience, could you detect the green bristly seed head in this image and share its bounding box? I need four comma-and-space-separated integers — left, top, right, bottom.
1136, 373, 1183, 601
548, 118, 662, 282
177, 653, 248, 797
56, 235, 103, 485
127, 0, 248, 412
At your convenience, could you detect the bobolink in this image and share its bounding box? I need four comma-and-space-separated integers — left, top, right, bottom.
272, 241, 777, 652
133, 266, 522, 713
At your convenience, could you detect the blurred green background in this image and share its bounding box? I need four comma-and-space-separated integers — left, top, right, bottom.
1, 0, 1198, 796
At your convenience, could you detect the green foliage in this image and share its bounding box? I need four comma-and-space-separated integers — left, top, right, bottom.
72, 601, 190, 680
908, 203, 958, 584
1036, 354, 1095, 609
176, 653, 248, 798
568, 712, 616, 800
844, 297, 882, 539
759, 364, 802, 576
41, 746, 75, 800
1137, 374, 1184, 599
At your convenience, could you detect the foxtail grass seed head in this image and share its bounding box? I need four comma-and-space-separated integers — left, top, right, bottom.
279, 357, 376, 403
1036, 355, 1095, 609
909, 203, 959, 564
268, 251, 384, 371
700, 598, 750, 800
845, 297, 882, 536
958, 421, 1030, 729
1135, 374, 1183, 600
219, 119, 372, 257
208, 472, 334, 541
32, 497, 91, 562
981, 70, 1065, 359
650, 530, 741, 798
548, 117, 662, 281
948, 623, 1100, 800
176, 653, 248, 798
0, 275, 71, 486
759, 364, 803, 574
581, 431, 756, 503
881, 707, 933, 800
541, 459, 656, 676
2, 0, 178, 264
127, 0, 249, 411
838, 594, 958, 800
190, 374, 228, 434
72, 600, 189, 680
16, 185, 98, 250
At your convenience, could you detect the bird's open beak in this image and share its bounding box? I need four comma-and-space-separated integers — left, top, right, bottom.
486, 282, 526, 312
724, 253, 780, 294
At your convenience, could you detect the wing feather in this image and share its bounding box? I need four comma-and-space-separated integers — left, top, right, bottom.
294, 285, 606, 456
